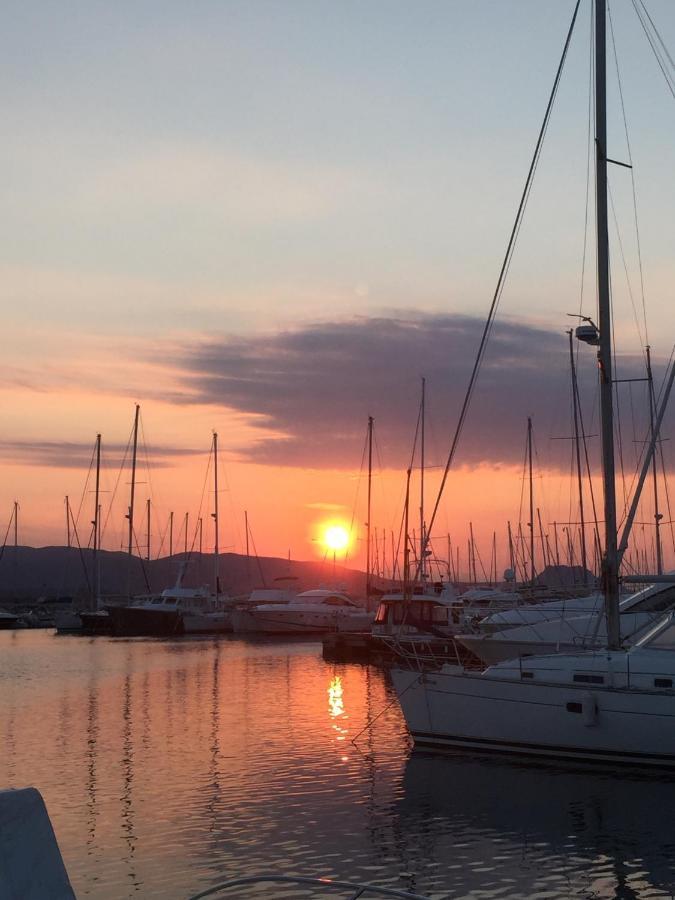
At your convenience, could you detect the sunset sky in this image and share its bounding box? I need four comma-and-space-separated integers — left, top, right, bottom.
1, 1, 674, 579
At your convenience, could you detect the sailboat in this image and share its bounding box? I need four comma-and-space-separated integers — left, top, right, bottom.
391, 0, 675, 766
108, 431, 231, 636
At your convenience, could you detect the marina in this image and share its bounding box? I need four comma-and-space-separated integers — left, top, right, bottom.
4, 628, 675, 899
2, 0, 675, 897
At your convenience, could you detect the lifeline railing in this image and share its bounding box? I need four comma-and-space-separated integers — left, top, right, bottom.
188, 873, 430, 899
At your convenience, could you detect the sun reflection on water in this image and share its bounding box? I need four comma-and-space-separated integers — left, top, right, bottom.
328, 676, 344, 718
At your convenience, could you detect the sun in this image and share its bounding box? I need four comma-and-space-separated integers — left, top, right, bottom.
323, 524, 350, 553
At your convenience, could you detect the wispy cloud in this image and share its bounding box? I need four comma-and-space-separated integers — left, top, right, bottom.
0, 440, 203, 470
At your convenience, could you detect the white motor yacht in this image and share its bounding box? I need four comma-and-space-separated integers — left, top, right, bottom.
457, 580, 675, 665
232, 588, 372, 635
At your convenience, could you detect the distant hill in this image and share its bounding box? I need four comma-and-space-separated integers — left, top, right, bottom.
0, 546, 369, 604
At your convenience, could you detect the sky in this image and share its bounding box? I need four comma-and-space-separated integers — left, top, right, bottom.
1, 0, 674, 580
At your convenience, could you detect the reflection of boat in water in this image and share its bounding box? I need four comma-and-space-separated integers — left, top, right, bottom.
396, 750, 675, 897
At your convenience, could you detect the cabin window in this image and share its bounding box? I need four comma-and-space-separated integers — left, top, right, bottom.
324, 596, 348, 606
520, 671, 534, 679
573, 673, 604, 684
374, 604, 388, 624
393, 605, 404, 625
432, 607, 449, 624
566, 702, 583, 714
629, 585, 675, 614
655, 678, 673, 688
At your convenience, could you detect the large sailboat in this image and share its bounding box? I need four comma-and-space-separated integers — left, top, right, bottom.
392, 0, 675, 766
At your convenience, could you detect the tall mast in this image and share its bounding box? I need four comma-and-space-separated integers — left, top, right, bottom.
127, 403, 140, 558
184, 512, 189, 556
595, 0, 620, 649
92, 433, 101, 607
403, 468, 411, 600
146, 499, 151, 562
527, 417, 535, 585
13, 500, 18, 549
169, 511, 174, 557
65, 496, 71, 548
212, 432, 220, 600
366, 416, 373, 603
646, 345, 663, 575
244, 510, 251, 585
569, 330, 588, 582
419, 377, 426, 582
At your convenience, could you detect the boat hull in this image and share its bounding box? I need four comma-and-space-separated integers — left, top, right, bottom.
391, 667, 675, 767
0, 616, 18, 630
182, 611, 231, 634
231, 608, 372, 635
79, 611, 113, 635
107, 606, 184, 637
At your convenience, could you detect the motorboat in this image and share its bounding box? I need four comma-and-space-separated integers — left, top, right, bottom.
108, 581, 230, 636
457, 580, 675, 664
0, 608, 19, 630
371, 582, 525, 661
232, 588, 372, 635
230, 582, 299, 633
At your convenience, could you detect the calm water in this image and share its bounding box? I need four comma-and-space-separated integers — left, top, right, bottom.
1, 631, 675, 899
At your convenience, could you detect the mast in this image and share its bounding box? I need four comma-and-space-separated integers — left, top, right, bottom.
366, 416, 373, 604
13, 501, 18, 549
184, 512, 189, 556
146, 499, 151, 562
92, 434, 101, 608
127, 404, 140, 559
595, 0, 620, 649
65, 496, 71, 548
646, 345, 663, 575
527, 417, 535, 584
403, 468, 411, 600
419, 378, 426, 582
212, 432, 220, 600
169, 511, 174, 557
507, 521, 516, 583
569, 329, 588, 582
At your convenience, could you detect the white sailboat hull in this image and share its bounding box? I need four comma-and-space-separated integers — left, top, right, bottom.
391, 666, 675, 767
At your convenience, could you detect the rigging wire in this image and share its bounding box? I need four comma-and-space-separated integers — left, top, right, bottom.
631, 0, 675, 99
417, 0, 582, 578
608, 2, 650, 348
